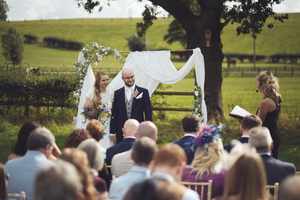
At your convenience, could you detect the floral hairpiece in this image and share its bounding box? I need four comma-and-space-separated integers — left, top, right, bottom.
195, 124, 223, 148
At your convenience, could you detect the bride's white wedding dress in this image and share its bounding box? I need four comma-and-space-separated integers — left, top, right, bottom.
83, 88, 114, 149
97, 90, 114, 149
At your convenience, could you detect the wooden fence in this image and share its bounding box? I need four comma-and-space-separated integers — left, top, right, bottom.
0, 91, 194, 114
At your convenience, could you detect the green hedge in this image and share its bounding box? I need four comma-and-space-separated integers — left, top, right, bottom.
43, 36, 83, 51
0, 70, 80, 109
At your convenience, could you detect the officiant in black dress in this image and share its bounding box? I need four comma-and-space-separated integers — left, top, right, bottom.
110, 68, 152, 143
256, 71, 281, 158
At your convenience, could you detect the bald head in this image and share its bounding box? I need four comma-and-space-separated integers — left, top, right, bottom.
122, 68, 134, 77
122, 68, 135, 87
136, 121, 158, 141
123, 119, 140, 137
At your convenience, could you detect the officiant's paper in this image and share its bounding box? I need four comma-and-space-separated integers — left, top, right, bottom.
229, 105, 252, 119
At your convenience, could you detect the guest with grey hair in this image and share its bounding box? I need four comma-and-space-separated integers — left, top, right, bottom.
34, 159, 82, 200
109, 137, 157, 200
78, 139, 105, 171
78, 139, 108, 195
249, 127, 295, 184
5, 127, 55, 200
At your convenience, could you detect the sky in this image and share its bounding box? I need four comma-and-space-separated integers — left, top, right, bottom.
6, 0, 300, 21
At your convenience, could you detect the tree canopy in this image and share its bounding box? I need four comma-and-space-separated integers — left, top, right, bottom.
0, 0, 8, 21
1, 28, 24, 65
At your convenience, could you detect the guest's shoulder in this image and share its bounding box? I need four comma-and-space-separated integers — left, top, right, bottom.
107, 143, 118, 152
275, 158, 296, 170
182, 166, 197, 181
112, 150, 131, 161
5, 155, 24, 166
265, 156, 296, 171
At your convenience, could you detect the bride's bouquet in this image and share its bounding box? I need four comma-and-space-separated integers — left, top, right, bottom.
98, 104, 111, 124
82, 106, 101, 120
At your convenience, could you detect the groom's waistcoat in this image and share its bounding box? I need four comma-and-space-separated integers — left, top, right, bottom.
125, 95, 134, 118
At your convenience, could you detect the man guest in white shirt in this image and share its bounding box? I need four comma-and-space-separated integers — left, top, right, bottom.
110, 68, 152, 143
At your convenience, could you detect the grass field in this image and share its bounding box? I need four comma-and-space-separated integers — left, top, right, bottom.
1, 14, 300, 69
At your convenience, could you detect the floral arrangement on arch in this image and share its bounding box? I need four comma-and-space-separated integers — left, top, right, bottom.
74, 42, 122, 98
193, 85, 204, 122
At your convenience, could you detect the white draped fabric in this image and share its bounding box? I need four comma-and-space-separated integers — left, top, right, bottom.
75, 53, 95, 128
75, 48, 207, 129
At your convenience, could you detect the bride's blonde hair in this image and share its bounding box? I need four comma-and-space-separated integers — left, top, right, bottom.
93, 72, 108, 107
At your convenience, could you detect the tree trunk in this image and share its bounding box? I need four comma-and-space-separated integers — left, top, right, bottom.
185, 10, 224, 122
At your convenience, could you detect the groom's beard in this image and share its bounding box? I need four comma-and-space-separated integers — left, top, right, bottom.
124, 80, 135, 87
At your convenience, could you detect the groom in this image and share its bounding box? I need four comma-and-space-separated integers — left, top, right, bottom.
110, 68, 153, 143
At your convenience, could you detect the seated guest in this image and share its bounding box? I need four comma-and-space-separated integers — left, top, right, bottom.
86, 119, 105, 142
60, 148, 97, 200
224, 115, 262, 152
151, 144, 200, 200
124, 178, 182, 200
249, 127, 296, 185
174, 115, 201, 164
182, 125, 225, 199
34, 160, 83, 200
221, 145, 268, 200
106, 119, 139, 165
0, 163, 7, 200
5, 127, 55, 200
279, 175, 300, 200
8, 121, 40, 160
111, 121, 158, 177
8, 122, 61, 161
78, 139, 107, 197
109, 137, 157, 200
64, 129, 91, 148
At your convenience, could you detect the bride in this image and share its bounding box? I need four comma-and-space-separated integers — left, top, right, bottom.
83, 72, 113, 148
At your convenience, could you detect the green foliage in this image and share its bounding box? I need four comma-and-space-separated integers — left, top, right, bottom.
0, 68, 79, 108
0, 0, 8, 21
224, 0, 288, 37
1, 27, 24, 65
164, 19, 187, 47
23, 34, 38, 44
127, 35, 146, 51
43, 36, 83, 51
136, 5, 158, 37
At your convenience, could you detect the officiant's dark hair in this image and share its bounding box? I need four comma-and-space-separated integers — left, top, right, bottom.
14, 121, 40, 156
241, 115, 262, 130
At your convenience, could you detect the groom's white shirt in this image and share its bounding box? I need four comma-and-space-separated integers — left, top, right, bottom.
124, 84, 135, 101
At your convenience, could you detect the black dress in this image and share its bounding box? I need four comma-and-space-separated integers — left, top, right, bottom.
261, 97, 281, 158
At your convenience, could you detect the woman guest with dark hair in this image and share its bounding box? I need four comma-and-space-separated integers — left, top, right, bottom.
8, 122, 61, 160
256, 71, 281, 158
221, 146, 268, 200
8, 121, 40, 160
